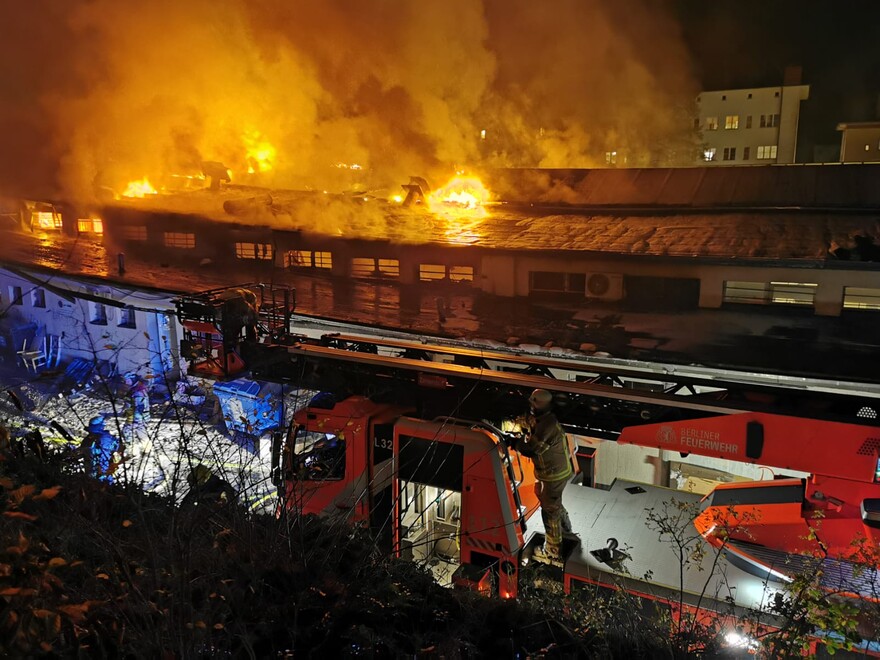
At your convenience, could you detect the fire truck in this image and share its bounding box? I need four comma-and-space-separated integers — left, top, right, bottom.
177, 286, 880, 649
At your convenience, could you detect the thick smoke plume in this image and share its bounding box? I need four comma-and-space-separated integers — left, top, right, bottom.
0, 0, 697, 202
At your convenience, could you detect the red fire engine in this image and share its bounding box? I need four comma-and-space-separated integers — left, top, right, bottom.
176, 286, 880, 651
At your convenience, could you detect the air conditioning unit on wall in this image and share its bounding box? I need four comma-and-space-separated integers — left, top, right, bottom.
585, 273, 625, 301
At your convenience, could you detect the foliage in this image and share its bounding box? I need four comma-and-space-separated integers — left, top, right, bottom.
0, 449, 650, 658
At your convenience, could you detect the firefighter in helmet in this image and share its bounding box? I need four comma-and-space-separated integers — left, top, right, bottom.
83, 416, 121, 483
181, 464, 237, 510
513, 389, 573, 564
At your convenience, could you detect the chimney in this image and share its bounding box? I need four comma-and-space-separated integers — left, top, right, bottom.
783, 65, 803, 86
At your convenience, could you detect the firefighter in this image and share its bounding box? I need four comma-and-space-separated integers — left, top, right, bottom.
83, 416, 121, 483
123, 372, 151, 426
181, 464, 237, 510
513, 389, 573, 564
219, 287, 260, 346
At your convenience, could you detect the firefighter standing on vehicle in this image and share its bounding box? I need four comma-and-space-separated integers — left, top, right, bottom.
512, 389, 573, 563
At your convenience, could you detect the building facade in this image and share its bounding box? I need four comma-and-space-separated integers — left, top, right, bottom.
837, 122, 880, 163
0, 268, 181, 381
696, 82, 809, 166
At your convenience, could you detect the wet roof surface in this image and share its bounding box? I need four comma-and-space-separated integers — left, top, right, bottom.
109, 191, 880, 260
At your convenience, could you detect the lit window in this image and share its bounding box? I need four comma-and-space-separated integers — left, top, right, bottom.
351, 258, 376, 278
705, 117, 718, 131
314, 252, 332, 269
723, 147, 737, 161
121, 225, 147, 241
9, 286, 23, 305
770, 281, 816, 306
703, 148, 717, 162
605, 151, 618, 165
724, 115, 739, 129
284, 250, 312, 268
756, 145, 778, 160
377, 259, 400, 278
420, 264, 447, 281
235, 242, 273, 260
77, 217, 104, 234
32, 289, 46, 308
33, 208, 62, 229
449, 266, 474, 282
866, 144, 871, 152
844, 287, 880, 311
118, 306, 137, 329
163, 232, 196, 248
90, 301, 108, 325
743, 146, 751, 160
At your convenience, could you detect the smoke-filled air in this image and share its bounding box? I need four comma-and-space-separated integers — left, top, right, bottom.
0, 0, 697, 203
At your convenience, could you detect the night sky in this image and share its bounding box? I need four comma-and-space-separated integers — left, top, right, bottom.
676, 0, 880, 160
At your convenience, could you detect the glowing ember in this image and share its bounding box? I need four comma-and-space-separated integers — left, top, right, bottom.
122, 178, 158, 198
428, 176, 491, 214
244, 130, 275, 174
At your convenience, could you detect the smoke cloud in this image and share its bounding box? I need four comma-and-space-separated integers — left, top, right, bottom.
0, 0, 697, 203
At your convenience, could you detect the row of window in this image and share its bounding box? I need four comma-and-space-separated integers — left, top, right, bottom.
5, 285, 138, 328
701, 114, 780, 131
6, 285, 43, 308
116, 230, 476, 282
88, 302, 137, 328
703, 91, 781, 102
723, 281, 880, 310
703, 144, 778, 162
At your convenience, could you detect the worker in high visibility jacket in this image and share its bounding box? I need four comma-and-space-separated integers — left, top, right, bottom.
514, 389, 573, 563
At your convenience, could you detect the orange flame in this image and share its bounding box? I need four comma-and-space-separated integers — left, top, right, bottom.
122, 178, 158, 198
427, 175, 491, 216
244, 130, 275, 174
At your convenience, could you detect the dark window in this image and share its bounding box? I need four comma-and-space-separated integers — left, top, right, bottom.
710, 482, 803, 507
743, 146, 751, 160
530, 271, 567, 292
398, 435, 463, 491
32, 289, 46, 308
90, 302, 108, 325
10, 286, 23, 306
745, 115, 752, 129
118, 306, 137, 329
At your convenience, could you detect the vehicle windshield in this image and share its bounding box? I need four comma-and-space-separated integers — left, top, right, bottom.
292, 426, 346, 481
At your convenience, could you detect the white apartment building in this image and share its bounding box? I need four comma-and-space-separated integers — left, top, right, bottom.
837, 121, 880, 162
696, 81, 810, 166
